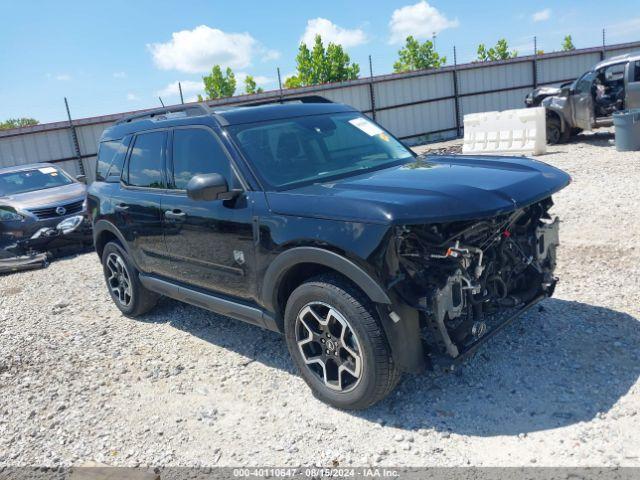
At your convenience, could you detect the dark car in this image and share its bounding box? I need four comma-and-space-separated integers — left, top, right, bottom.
88, 99, 570, 409
0, 163, 91, 257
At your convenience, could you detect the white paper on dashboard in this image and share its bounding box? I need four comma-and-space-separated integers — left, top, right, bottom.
349, 117, 384, 136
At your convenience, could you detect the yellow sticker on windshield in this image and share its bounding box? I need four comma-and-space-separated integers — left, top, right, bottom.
38, 167, 57, 174
378, 133, 390, 142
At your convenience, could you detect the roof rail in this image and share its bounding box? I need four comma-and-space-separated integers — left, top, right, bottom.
230, 95, 334, 108
115, 103, 211, 125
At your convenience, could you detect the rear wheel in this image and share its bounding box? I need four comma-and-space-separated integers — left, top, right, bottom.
284, 275, 400, 409
101, 242, 159, 317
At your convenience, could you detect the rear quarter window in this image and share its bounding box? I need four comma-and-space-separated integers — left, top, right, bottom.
96, 139, 128, 181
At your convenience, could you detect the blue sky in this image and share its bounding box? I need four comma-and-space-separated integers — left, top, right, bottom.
1, 0, 639, 124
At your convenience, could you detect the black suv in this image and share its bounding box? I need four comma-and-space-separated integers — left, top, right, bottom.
88, 99, 570, 409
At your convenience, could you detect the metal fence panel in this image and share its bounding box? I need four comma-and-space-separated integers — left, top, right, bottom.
458, 61, 532, 95
537, 52, 601, 84
76, 123, 108, 157
376, 98, 457, 139
460, 87, 532, 117
605, 45, 640, 58
374, 71, 454, 109
319, 85, 371, 112
0, 129, 74, 167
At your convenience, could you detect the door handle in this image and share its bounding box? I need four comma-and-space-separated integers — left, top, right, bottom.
164, 209, 186, 220
114, 203, 129, 212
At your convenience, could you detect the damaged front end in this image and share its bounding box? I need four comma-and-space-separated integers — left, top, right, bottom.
388, 197, 559, 363
0, 215, 87, 274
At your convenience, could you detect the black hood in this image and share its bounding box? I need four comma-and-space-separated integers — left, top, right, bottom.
265, 155, 571, 225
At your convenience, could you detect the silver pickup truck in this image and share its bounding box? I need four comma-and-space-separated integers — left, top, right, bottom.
525, 52, 640, 143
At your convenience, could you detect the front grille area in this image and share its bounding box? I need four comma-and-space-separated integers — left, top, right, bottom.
28, 200, 84, 220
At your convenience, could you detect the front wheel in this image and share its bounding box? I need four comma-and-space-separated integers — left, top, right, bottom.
546, 117, 570, 144
284, 275, 400, 409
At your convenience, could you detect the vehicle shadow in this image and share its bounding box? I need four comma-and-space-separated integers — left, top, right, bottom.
571, 131, 615, 146
139, 297, 640, 437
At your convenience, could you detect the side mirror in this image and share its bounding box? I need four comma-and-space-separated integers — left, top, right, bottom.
186, 173, 230, 201
76, 174, 87, 183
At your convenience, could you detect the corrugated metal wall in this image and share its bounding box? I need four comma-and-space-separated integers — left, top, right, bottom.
1, 40, 638, 182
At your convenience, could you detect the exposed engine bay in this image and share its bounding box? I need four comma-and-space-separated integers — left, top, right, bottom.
390, 197, 559, 359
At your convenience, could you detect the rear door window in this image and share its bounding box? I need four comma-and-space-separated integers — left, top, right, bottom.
604, 63, 625, 82
634, 61, 640, 82
126, 131, 166, 188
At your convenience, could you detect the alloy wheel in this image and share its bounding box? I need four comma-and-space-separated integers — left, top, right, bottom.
295, 302, 363, 392
105, 252, 132, 307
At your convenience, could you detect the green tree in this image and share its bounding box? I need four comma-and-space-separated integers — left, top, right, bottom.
393, 36, 446, 72
202, 65, 236, 100
477, 39, 517, 61
285, 35, 359, 88
562, 35, 575, 51
244, 75, 263, 94
0, 117, 39, 130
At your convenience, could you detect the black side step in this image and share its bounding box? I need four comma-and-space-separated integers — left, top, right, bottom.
139, 274, 278, 331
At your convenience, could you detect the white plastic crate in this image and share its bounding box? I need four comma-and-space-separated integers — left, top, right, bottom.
462, 107, 547, 155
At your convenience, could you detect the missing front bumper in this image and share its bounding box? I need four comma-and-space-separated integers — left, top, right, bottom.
426, 293, 547, 369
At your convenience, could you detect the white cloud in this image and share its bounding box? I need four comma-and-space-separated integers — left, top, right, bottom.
156, 80, 204, 100
301, 18, 367, 48
388, 1, 459, 44
126, 93, 139, 101
113, 72, 127, 78
532, 8, 551, 22
147, 25, 277, 73
262, 49, 281, 62
46, 73, 71, 81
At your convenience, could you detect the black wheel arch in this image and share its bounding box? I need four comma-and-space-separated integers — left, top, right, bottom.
545, 107, 568, 132
261, 247, 390, 316
262, 246, 426, 373
93, 220, 131, 261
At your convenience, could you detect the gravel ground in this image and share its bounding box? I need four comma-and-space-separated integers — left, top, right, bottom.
1, 129, 639, 468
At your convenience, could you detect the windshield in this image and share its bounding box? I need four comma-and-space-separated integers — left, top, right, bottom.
0, 166, 73, 196
228, 112, 414, 189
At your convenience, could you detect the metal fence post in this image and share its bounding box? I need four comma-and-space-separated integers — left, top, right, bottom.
532, 36, 538, 89
368, 55, 377, 121
452, 46, 462, 139
64, 97, 85, 176
277, 67, 284, 102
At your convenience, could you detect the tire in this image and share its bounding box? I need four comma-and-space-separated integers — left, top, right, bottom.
546, 117, 570, 144
284, 274, 401, 409
101, 241, 159, 317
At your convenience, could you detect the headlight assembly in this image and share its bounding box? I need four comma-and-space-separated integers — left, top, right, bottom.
0, 208, 23, 222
